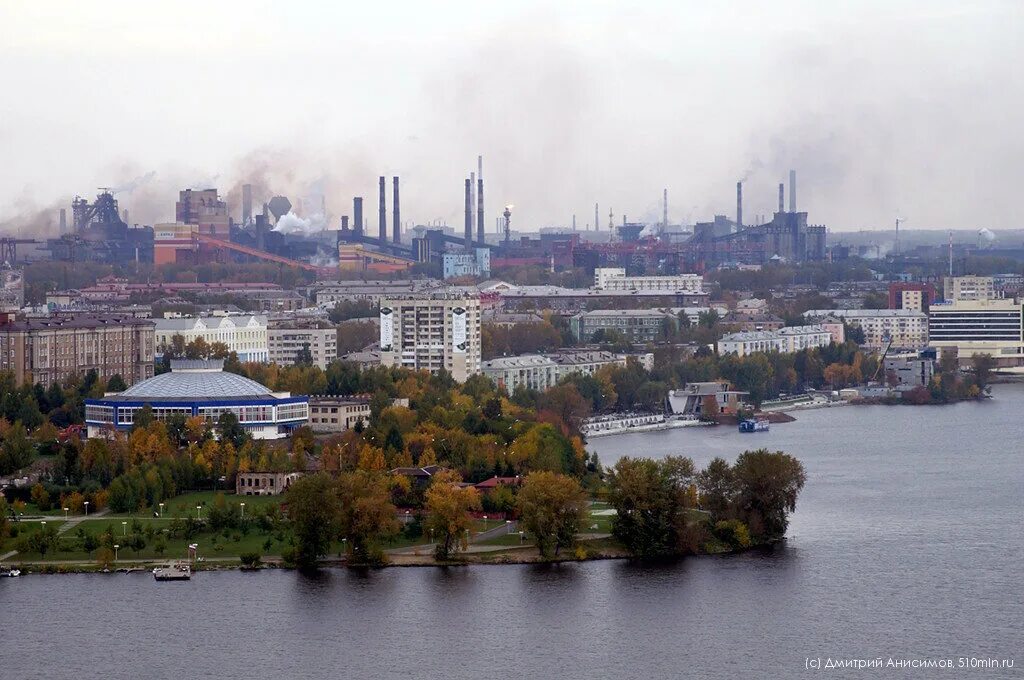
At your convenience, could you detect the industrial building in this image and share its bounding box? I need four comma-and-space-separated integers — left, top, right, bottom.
0, 315, 155, 387
84, 359, 309, 439
379, 292, 482, 382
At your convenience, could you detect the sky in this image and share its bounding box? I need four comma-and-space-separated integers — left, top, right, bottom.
0, 0, 1021, 236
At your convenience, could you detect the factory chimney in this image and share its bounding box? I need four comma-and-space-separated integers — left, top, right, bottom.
353, 197, 364, 236
663, 189, 668, 229
736, 182, 743, 228
242, 184, 252, 224
378, 176, 387, 242
392, 177, 400, 243
59, 208, 66, 234
470, 172, 476, 236
464, 178, 473, 247
789, 170, 797, 212
778, 183, 785, 213
476, 177, 484, 243
341, 215, 349, 231
594, 203, 598, 232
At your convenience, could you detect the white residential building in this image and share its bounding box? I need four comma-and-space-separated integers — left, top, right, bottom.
379, 293, 482, 382
268, 321, 337, 370
803, 309, 928, 349
482, 350, 650, 392
718, 325, 832, 357
154, 315, 268, 362
593, 267, 704, 293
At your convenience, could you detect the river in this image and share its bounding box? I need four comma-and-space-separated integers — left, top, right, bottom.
2, 386, 1022, 679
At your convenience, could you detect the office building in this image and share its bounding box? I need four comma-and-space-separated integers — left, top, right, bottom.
928, 298, 1024, 367
569, 309, 678, 343
379, 293, 482, 382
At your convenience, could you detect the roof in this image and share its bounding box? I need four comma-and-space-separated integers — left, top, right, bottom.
0, 315, 154, 331
117, 360, 275, 399
154, 315, 267, 331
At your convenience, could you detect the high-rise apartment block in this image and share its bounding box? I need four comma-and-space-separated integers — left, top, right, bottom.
379, 293, 481, 382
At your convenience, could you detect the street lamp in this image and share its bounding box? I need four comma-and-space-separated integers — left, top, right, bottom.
240, 502, 245, 520
158, 502, 164, 518
505, 520, 512, 535
196, 505, 202, 520
519, 530, 525, 544
122, 521, 128, 536
483, 514, 488, 531
63, 507, 69, 520
84, 501, 90, 516
114, 544, 120, 562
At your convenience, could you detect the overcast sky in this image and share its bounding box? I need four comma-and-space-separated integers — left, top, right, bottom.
1, 0, 1020, 235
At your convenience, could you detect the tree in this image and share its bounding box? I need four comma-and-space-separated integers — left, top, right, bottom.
285, 474, 341, 568
970, 353, 995, 392
607, 456, 696, 557
106, 374, 128, 392
516, 471, 587, 557
731, 449, 806, 540
29, 522, 59, 559
216, 412, 247, 450
0, 423, 34, 475
697, 457, 737, 521
336, 471, 400, 563
294, 343, 314, 367
30, 483, 51, 511
425, 470, 481, 560
844, 323, 866, 345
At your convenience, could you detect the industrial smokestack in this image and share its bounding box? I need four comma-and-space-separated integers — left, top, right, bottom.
378, 176, 387, 242
242, 184, 252, 224
736, 182, 743, 228
470, 172, 476, 236
778, 183, 785, 213
341, 215, 349, 231
59, 208, 66, 234
464, 178, 473, 247
663, 189, 668, 229
572, 214, 577, 231
789, 170, 796, 211
594, 203, 598, 232
353, 197, 363, 236
476, 178, 484, 243
392, 176, 400, 243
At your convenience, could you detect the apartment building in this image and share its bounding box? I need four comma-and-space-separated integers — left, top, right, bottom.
718, 325, 832, 357
943, 276, 996, 302
0, 315, 155, 387
928, 298, 1024, 367
154, 315, 268, 362
803, 309, 928, 349
379, 293, 482, 382
481, 350, 649, 392
268, 320, 337, 369
593, 267, 703, 293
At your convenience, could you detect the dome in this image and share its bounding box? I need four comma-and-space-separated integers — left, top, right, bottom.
118, 359, 274, 400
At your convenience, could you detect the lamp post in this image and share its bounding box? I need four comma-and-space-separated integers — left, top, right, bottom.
483, 514, 488, 532
240, 502, 245, 520
519, 530, 525, 544
505, 520, 512, 535
158, 502, 164, 518
122, 521, 128, 536
63, 507, 69, 520
196, 505, 202, 520
114, 544, 120, 562
84, 501, 90, 517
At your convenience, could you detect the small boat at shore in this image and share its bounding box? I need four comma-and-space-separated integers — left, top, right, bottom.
739, 418, 770, 433
153, 562, 191, 581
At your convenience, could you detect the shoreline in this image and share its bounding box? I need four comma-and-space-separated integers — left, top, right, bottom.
4, 539, 783, 575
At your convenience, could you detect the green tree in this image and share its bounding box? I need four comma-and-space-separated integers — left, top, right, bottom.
106, 374, 128, 392
607, 456, 697, 557
731, 449, 806, 540
697, 457, 737, 521
969, 353, 995, 392
0, 423, 34, 475
285, 474, 341, 569
216, 412, 248, 450
516, 471, 587, 557
295, 343, 314, 366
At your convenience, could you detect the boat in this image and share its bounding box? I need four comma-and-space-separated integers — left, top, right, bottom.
0, 566, 21, 577
738, 418, 770, 433
152, 562, 191, 581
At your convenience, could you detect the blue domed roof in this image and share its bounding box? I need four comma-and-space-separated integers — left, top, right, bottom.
118, 360, 274, 400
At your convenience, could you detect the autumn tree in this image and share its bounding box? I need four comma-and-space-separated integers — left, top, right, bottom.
516, 471, 588, 557
285, 473, 341, 568
731, 449, 806, 540
425, 470, 481, 561
607, 456, 698, 557
336, 471, 400, 563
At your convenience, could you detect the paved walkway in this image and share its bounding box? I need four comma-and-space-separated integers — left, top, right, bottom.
0, 509, 111, 562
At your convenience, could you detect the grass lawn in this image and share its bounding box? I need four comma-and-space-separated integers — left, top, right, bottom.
108, 490, 284, 519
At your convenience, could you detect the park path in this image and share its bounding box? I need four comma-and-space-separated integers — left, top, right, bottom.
0, 509, 111, 562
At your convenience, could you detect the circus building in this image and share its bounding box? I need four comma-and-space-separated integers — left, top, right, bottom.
84, 359, 308, 439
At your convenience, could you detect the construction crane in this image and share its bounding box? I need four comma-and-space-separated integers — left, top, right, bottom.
871, 334, 895, 383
